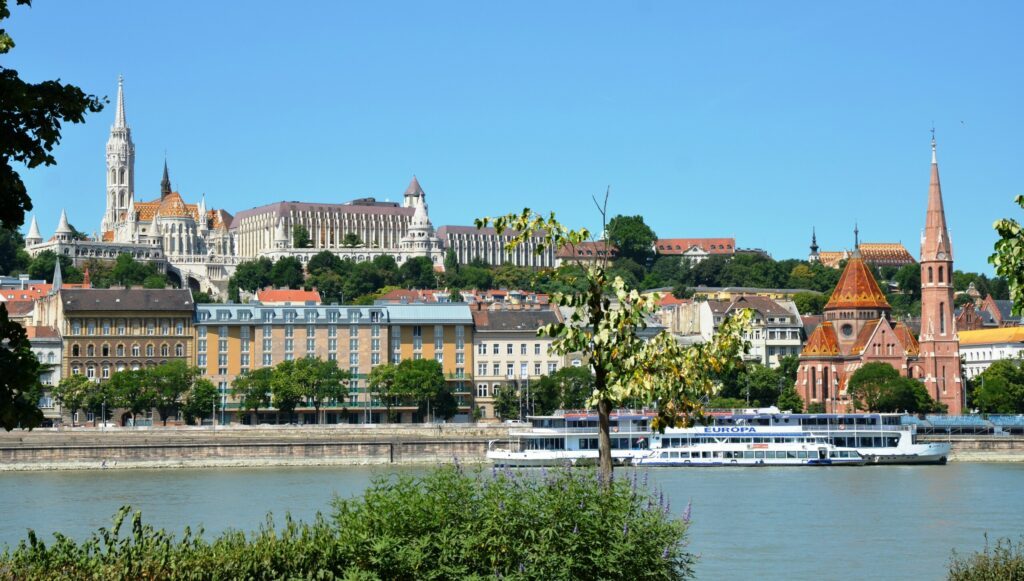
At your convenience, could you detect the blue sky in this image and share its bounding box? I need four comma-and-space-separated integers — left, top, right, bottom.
6, 1, 1022, 272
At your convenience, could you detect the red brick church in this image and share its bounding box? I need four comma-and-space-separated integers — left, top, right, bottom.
796, 138, 963, 413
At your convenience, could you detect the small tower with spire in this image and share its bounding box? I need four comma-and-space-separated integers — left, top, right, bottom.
25, 215, 42, 247
274, 218, 290, 249
808, 227, 819, 262
54, 209, 74, 242
102, 75, 135, 234
917, 132, 962, 413
160, 159, 172, 199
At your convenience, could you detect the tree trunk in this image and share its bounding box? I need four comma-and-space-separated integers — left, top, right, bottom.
597, 398, 613, 486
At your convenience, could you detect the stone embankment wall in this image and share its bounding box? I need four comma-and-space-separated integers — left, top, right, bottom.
0, 425, 515, 471
918, 435, 1024, 462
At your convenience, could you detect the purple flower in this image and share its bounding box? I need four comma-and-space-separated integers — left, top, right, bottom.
662, 546, 671, 559
572, 523, 578, 534
499, 501, 505, 511
519, 562, 525, 573
682, 500, 692, 523
622, 522, 629, 536
643, 470, 649, 487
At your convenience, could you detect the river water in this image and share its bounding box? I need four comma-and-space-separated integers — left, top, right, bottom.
1, 463, 1022, 579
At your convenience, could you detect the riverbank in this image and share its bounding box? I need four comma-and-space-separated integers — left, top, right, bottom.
0, 424, 511, 471
2, 427, 1023, 471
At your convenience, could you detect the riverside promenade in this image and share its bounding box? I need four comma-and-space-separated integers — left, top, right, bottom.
0, 424, 514, 471
1, 426, 1022, 471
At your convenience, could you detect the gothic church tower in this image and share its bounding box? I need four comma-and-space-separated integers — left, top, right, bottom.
918, 135, 962, 413
102, 76, 135, 234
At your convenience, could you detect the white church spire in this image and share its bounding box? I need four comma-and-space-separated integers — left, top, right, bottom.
102, 75, 135, 234
114, 75, 127, 129
25, 215, 42, 246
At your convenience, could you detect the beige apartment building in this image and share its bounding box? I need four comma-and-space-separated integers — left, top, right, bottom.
471, 304, 563, 421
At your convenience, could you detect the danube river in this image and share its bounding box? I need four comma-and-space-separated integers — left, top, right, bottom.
2, 463, 1022, 579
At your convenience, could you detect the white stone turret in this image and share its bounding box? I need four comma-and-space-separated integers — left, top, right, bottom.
399, 179, 443, 262
274, 218, 289, 249
25, 215, 42, 246
102, 76, 135, 234
54, 209, 73, 242
197, 194, 208, 232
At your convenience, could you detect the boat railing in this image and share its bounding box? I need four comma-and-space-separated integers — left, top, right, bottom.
509, 427, 652, 436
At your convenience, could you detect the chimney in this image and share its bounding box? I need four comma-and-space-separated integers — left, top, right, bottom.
18, 273, 28, 290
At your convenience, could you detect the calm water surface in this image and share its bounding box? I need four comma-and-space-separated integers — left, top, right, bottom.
1, 463, 1022, 579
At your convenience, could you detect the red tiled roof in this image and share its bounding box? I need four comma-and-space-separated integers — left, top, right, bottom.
659, 294, 690, 307
556, 241, 618, 260
255, 288, 322, 304
818, 243, 916, 268
893, 323, 920, 356
824, 257, 890, 310
801, 321, 841, 357
851, 319, 882, 355
655, 238, 735, 255
25, 325, 59, 339
3, 300, 36, 317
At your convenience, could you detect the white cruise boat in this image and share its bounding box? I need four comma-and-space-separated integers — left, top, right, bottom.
701, 408, 950, 465
638, 426, 865, 467
486, 410, 653, 468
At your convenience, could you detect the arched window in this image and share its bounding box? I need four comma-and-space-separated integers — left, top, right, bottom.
927, 267, 933, 283
72, 344, 80, 357
116, 344, 125, 357
940, 302, 946, 334
110, 169, 117, 183
822, 367, 830, 401
175, 343, 184, 357
810, 367, 817, 399
86, 345, 95, 357
132, 343, 140, 357
71, 365, 81, 375
101, 344, 110, 357
160, 344, 169, 357
146, 344, 155, 357
938, 266, 944, 283
119, 168, 126, 185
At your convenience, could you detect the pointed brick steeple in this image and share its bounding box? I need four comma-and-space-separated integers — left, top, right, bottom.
921, 135, 952, 261
161, 159, 172, 199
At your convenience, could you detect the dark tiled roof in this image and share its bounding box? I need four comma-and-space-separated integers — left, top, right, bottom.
61, 289, 194, 312
472, 308, 560, 332
994, 300, 1022, 322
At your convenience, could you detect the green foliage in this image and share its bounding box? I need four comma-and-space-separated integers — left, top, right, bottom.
0, 226, 28, 274
443, 247, 458, 274
231, 367, 273, 424
493, 384, 519, 421
368, 363, 400, 421
107, 369, 153, 423
270, 256, 305, 289
269, 360, 305, 415
0, 304, 43, 430
777, 387, 804, 412
990, 195, 1024, 315
180, 378, 218, 425
276, 357, 350, 423
27, 249, 80, 283
230, 257, 274, 294
106, 253, 168, 288
0, 0, 105, 231
51, 373, 91, 426
892, 263, 922, 301
806, 402, 826, 413
847, 362, 943, 413
0, 466, 695, 580
534, 367, 595, 415
307, 250, 343, 276
146, 361, 200, 425
342, 232, 363, 248
606, 214, 657, 266
777, 355, 799, 384
793, 291, 826, 315
948, 536, 1024, 581
970, 359, 1024, 414
739, 364, 788, 407
292, 224, 312, 248
394, 358, 454, 420
398, 256, 437, 289
707, 397, 749, 409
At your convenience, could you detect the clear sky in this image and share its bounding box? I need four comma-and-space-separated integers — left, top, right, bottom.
6, 1, 1022, 272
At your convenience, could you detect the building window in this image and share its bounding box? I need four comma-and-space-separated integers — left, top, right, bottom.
328, 339, 338, 352
198, 339, 207, 352
506, 363, 514, 378
940, 302, 946, 334
456, 352, 465, 365
492, 344, 499, 355
116, 344, 125, 357
101, 344, 110, 357
507, 344, 513, 355
521, 344, 527, 355
132, 344, 140, 357
308, 324, 316, 337
87, 321, 96, 336
478, 343, 486, 355
72, 321, 81, 335
102, 321, 111, 335
328, 325, 337, 337
161, 344, 170, 357
71, 344, 80, 357
350, 338, 359, 351
198, 354, 207, 366
285, 326, 294, 338
241, 353, 250, 368
371, 325, 380, 337
102, 365, 110, 379
86, 345, 95, 357
477, 384, 489, 398
349, 352, 359, 365
86, 366, 95, 379
175, 343, 184, 357
197, 325, 207, 338
241, 339, 250, 352
478, 363, 487, 376
263, 354, 272, 366
534, 363, 541, 376
350, 325, 359, 337
263, 325, 272, 337
146, 344, 154, 357
307, 338, 316, 353
285, 339, 294, 352
534, 344, 541, 355
493, 363, 500, 376
176, 321, 185, 335
548, 362, 557, 374
218, 339, 228, 353
146, 321, 155, 335
371, 353, 380, 365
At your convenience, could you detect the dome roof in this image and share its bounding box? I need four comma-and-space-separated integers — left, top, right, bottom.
824, 256, 890, 310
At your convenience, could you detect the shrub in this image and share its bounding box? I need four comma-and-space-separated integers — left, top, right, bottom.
0, 466, 694, 580
948, 536, 1024, 580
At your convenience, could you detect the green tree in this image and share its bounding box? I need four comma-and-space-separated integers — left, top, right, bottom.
991, 195, 1024, 315
27, 249, 80, 282
307, 270, 345, 304
341, 232, 362, 248
847, 363, 901, 412
492, 384, 519, 421
606, 214, 656, 266
288, 357, 350, 424
292, 224, 312, 248
269, 257, 305, 289
443, 247, 459, 275
533, 366, 595, 415
230, 257, 274, 295
793, 291, 826, 315
51, 373, 90, 426
478, 198, 750, 483
0, 0, 105, 231
0, 226, 28, 275
270, 360, 304, 417
108, 369, 153, 425
0, 304, 43, 430
971, 359, 1024, 414
892, 263, 922, 301
306, 251, 344, 276
231, 367, 273, 425
181, 378, 219, 425
777, 354, 799, 384
398, 256, 437, 289
394, 358, 452, 421
777, 386, 804, 412
147, 361, 198, 425
368, 363, 400, 422
742, 364, 786, 407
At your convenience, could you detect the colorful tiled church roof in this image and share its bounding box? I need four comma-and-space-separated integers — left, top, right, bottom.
817, 243, 915, 269
850, 319, 882, 355
801, 321, 841, 356
892, 322, 920, 356
824, 256, 890, 310
135, 192, 200, 221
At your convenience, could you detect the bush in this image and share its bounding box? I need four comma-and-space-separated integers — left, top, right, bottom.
948, 536, 1024, 580
0, 466, 694, 580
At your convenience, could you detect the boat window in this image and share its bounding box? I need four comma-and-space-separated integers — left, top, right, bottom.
755, 451, 765, 459
670, 452, 679, 459
660, 452, 669, 459
787, 451, 798, 459
798, 451, 808, 459
680, 452, 690, 459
